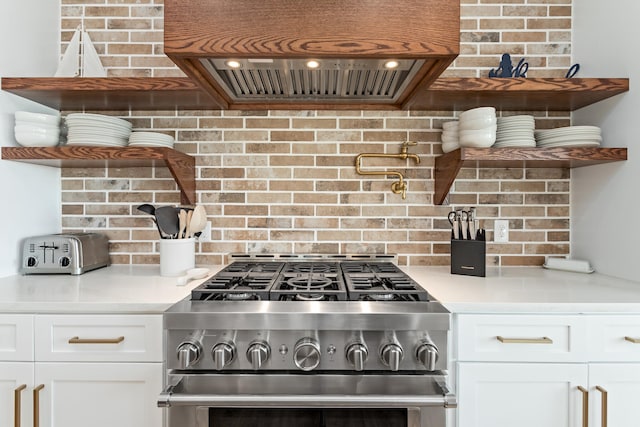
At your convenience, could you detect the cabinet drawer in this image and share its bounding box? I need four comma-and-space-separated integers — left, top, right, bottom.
0, 314, 33, 361
587, 315, 640, 361
456, 314, 587, 362
34, 315, 162, 362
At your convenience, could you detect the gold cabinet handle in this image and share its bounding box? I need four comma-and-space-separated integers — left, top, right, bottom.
624, 336, 640, 344
496, 336, 553, 344
68, 336, 125, 344
596, 386, 608, 427
14, 384, 26, 427
578, 386, 589, 427
33, 384, 44, 427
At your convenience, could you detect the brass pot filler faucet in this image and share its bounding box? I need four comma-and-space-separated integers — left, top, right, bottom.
355, 141, 421, 199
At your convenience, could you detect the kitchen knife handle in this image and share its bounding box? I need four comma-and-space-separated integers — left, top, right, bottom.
578, 386, 589, 427
14, 384, 26, 427
33, 384, 44, 427
68, 336, 125, 344
596, 386, 608, 427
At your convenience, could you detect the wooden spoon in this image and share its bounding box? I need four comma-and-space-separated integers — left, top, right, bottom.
185, 209, 193, 239
178, 209, 187, 239
189, 205, 207, 238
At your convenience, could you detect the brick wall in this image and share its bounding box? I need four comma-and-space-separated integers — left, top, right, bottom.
59, 0, 573, 266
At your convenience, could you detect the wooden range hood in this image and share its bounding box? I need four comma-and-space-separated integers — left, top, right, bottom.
164, 0, 460, 110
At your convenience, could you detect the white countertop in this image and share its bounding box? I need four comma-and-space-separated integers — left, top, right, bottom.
0, 264, 639, 314
403, 266, 640, 314
0, 265, 224, 314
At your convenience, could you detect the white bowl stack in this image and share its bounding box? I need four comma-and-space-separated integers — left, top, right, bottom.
441, 120, 459, 153
534, 126, 602, 148
494, 115, 536, 148
14, 111, 61, 147
128, 131, 175, 148
458, 107, 497, 148
66, 113, 132, 147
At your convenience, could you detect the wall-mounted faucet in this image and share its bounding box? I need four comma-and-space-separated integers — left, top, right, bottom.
355, 141, 421, 199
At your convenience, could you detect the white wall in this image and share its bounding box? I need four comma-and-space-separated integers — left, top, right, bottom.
0, 0, 61, 277
572, 0, 640, 281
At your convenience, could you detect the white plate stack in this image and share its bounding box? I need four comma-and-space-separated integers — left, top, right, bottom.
14, 111, 61, 147
458, 107, 497, 148
441, 120, 459, 153
534, 126, 602, 148
494, 115, 536, 148
128, 131, 175, 148
66, 113, 132, 147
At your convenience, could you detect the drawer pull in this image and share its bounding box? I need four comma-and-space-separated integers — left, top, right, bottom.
596, 386, 608, 427
33, 384, 44, 427
577, 386, 589, 427
68, 336, 125, 344
14, 384, 26, 427
496, 336, 553, 344
624, 336, 640, 344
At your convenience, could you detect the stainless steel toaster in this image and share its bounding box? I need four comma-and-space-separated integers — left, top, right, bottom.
20, 233, 110, 275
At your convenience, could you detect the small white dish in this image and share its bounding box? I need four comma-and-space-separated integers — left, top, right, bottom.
542, 258, 594, 274
176, 267, 212, 286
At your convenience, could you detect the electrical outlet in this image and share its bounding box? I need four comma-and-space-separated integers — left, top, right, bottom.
199, 221, 212, 242
494, 220, 509, 243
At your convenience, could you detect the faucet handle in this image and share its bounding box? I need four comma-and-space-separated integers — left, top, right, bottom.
402, 140, 417, 148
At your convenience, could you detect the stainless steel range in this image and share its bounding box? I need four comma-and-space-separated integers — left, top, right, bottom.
158, 255, 456, 427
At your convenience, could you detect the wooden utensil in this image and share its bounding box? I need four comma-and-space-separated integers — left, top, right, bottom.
178, 209, 187, 239
185, 209, 193, 239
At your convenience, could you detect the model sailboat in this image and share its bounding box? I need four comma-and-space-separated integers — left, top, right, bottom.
54, 26, 106, 77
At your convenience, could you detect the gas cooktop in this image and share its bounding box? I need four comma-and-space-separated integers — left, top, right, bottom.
191, 260, 430, 302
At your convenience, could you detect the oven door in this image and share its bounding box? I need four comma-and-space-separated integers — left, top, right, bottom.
159, 373, 456, 427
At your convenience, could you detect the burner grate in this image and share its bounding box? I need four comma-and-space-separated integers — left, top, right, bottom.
270, 262, 348, 301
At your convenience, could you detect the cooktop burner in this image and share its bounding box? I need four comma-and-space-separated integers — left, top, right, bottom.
191, 261, 429, 302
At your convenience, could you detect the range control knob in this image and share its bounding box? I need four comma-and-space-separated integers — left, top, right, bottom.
416, 341, 439, 371
346, 343, 368, 371
293, 338, 321, 371
380, 343, 404, 372
176, 341, 202, 369
246, 341, 270, 370
212, 342, 236, 371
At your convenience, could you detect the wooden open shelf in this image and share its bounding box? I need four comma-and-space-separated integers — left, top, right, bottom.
1, 146, 196, 205
0, 77, 222, 111
434, 146, 628, 205
407, 77, 629, 111
0, 77, 629, 111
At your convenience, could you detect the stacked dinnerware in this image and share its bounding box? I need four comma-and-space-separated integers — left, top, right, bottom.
441, 120, 459, 153
66, 113, 132, 147
458, 107, 497, 148
128, 131, 175, 148
14, 111, 61, 147
494, 115, 536, 148
534, 125, 602, 148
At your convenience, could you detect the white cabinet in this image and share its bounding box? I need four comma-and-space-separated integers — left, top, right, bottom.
0, 314, 163, 427
455, 314, 640, 427
0, 363, 33, 427
458, 363, 587, 427
588, 364, 640, 427
35, 362, 162, 427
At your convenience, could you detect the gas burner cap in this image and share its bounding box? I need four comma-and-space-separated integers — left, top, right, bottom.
367, 293, 396, 301
286, 276, 332, 289
295, 294, 325, 301
224, 293, 254, 301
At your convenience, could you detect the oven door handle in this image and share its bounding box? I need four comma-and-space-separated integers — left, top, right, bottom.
158, 379, 457, 409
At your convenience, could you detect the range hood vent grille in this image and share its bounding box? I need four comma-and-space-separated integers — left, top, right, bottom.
199, 59, 423, 103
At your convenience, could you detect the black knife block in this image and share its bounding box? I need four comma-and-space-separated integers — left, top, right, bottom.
451, 239, 486, 277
